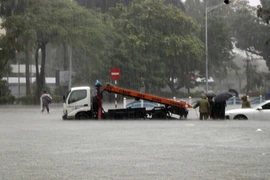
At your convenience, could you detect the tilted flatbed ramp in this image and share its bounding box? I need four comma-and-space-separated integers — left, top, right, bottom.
103, 83, 192, 109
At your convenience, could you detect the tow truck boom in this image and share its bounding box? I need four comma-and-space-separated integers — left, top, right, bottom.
103, 83, 192, 109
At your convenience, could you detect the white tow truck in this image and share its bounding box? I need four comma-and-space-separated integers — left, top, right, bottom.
62, 83, 192, 120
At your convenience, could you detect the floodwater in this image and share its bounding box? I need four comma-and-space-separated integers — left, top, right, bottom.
0, 104, 270, 180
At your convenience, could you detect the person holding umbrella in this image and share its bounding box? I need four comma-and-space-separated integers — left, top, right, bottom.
193, 94, 210, 120
213, 92, 233, 119
208, 96, 215, 119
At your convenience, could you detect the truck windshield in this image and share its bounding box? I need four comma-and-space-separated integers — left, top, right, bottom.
68, 90, 87, 104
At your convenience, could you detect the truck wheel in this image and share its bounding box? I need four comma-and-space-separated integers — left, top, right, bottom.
75, 112, 89, 120
153, 111, 167, 119
179, 114, 187, 120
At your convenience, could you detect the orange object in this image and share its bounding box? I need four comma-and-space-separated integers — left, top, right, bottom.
103, 83, 192, 109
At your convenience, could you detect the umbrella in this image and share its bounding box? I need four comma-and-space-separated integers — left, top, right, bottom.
228, 89, 239, 97
204, 92, 216, 98
214, 92, 234, 102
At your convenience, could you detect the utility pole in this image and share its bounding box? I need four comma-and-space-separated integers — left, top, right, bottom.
205, 1, 231, 92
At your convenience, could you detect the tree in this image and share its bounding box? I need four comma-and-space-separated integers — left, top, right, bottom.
257, 0, 270, 71
0, 0, 33, 94
231, 0, 269, 93
109, 0, 203, 93
185, 0, 235, 90
75, 0, 185, 12
257, 0, 270, 24
1, 0, 109, 102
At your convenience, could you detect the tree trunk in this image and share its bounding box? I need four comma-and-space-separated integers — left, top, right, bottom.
167, 81, 177, 95
25, 40, 31, 95
40, 42, 46, 92
35, 46, 40, 104
63, 43, 68, 70
246, 59, 250, 94
35, 42, 47, 104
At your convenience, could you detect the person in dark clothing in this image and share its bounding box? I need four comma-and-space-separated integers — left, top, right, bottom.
40, 90, 52, 113
91, 81, 103, 119
219, 101, 226, 119
208, 97, 215, 119
213, 101, 226, 120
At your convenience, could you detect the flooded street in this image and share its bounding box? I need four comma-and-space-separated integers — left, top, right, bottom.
1, 104, 270, 180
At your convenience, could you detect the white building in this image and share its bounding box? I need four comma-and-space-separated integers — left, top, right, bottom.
3, 77, 56, 98
3, 64, 56, 97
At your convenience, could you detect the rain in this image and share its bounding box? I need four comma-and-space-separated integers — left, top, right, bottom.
0, 0, 270, 179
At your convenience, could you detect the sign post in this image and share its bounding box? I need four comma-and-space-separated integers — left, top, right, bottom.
110, 67, 121, 108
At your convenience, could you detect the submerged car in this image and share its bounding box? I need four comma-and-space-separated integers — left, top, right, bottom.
225, 100, 270, 120
126, 99, 188, 119
126, 100, 163, 110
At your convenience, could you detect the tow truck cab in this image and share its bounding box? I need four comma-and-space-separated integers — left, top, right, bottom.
62, 86, 92, 120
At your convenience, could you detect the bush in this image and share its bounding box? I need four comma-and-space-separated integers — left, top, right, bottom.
0, 79, 15, 104
0, 80, 11, 96
16, 95, 36, 105
16, 94, 63, 105
51, 95, 63, 103
0, 95, 15, 104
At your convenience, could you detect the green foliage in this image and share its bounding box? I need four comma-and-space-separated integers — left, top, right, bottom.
1, 0, 268, 99
257, 0, 270, 24
54, 86, 69, 96
0, 80, 11, 96
51, 95, 63, 103
74, 0, 185, 12
16, 95, 36, 105
108, 0, 204, 93
0, 0, 110, 101
0, 80, 15, 104
185, 0, 235, 81
228, 1, 270, 92
231, 8, 266, 51
0, 95, 15, 104
15, 93, 62, 105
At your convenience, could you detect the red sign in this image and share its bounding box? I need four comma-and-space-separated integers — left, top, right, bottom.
110, 67, 121, 80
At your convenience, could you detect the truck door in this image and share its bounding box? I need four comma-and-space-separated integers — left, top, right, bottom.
66, 89, 89, 117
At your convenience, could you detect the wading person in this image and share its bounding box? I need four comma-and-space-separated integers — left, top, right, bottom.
91, 81, 103, 119
193, 95, 210, 120
241, 95, 251, 108
40, 90, 52, 113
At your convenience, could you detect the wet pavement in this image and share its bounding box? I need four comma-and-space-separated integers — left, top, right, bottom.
0, 104, 270, 180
